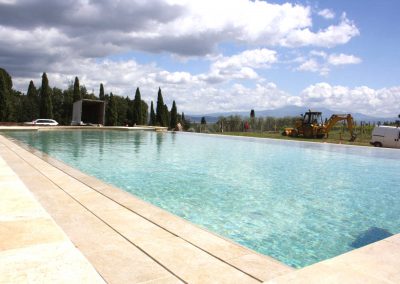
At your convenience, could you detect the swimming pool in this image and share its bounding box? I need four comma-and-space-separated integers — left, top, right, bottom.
5, 130, 400, 268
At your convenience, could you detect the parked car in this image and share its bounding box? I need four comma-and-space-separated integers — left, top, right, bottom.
370, 126, 400, 148
24, 119, 59, 126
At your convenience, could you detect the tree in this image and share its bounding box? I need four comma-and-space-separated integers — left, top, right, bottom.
126, 96, 134, 125
51, 87, 63, 123
133, 87, 142, 125
181, 112, 191, 130
61, 87, 73, 125
39, 72, 53, 118
114, 95, 128, 125
23, 80, 39, 121
73, 76, 81, 102
99, 83, 105, 100
105, 92, 118, 126
0, 68, 12, 90
0, 69, 12, 121
163, 104, 169, 127
250, 109, 255, 130
170, 100, 177, 129
200, 116, 207, 132
141, 100, 148, 126
156, 87, 166, 126
149, 101, 156, 126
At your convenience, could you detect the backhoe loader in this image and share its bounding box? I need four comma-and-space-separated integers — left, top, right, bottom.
282, 110, 356, 141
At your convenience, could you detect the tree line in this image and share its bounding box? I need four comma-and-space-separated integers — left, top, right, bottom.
0, 68, 189, 129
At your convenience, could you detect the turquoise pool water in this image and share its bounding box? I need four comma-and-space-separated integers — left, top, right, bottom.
5, 130, 400, 268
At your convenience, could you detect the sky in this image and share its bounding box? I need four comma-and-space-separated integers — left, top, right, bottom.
0, 0, 399, 117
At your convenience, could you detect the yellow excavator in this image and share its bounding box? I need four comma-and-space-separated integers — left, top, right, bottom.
282, 110, 357, 141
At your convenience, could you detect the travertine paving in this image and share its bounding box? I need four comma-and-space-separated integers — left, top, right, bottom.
0, 155, 105, 283
265, 234, 400, 283
0, 134, 292, 283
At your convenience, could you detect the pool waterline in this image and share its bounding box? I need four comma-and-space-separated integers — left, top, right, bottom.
4, 130, 400, 268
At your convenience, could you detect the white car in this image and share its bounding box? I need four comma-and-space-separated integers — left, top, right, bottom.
25, 119, 59, 126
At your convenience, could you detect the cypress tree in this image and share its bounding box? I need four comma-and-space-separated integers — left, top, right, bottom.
170, 100, 177, 130
0, 72, 11, 121
0, 68, 12, 90
39, 72, 53, 118
25, 80, 39, 120
133, 87, 142, 125
27, 80, 37, 99
73, 76, 81, 102
163, 104, 169, 127
149, 101, 156, 126
106, 92, 117, 126
141, 100, 148, 126
156, 87, 165, 126
99, 83, 105, 100
181, 112, 186, 130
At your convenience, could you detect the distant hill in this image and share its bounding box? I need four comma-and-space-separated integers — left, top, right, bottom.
187, 106, 396, 123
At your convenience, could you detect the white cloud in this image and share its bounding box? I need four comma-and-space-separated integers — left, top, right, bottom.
297, 58, 329, 76
282, 13, 358, 48
309, 50, 327, 58
296, 51, 361, 75
300, 83, 400, 117
4, 1, 391, 117
10, 56, 400, 117
0, 0, 359, 69
318, 9, 335, 19
199, 48, 277, 84
213, 49, 277, 70
297, 59, 319, 73
328, 53, 362, 65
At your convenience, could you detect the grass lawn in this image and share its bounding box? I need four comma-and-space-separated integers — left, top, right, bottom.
218, 130, 373, 147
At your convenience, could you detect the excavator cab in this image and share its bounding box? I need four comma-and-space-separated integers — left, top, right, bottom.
302, 111, 323, 126
284, 110, 325, 138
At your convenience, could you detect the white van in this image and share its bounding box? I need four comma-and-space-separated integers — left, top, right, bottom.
370, 126, 400, 148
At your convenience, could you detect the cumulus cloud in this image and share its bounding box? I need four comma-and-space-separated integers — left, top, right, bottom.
199, 48, 277, 83
0, 0, 359, 74
327, 53, 362, 65
283, 13, 358, 48
318, 9, 335, 19
296, 51, 361, 75
5, 0, 394, 117
297, 59, 320, 73
300, 83, 400, 117
10, 56, 400, 117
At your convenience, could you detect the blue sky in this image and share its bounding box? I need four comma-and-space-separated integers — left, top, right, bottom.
0, 0, 399, 116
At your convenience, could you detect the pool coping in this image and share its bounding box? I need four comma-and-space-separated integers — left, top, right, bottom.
0, 153, 105, 283
0, 133, 293, 283
1, 129, 400, 283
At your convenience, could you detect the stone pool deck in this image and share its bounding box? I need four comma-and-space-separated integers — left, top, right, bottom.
1, 131, 400, 283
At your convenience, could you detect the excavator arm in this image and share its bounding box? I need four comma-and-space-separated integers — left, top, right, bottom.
325, 114, 356, 141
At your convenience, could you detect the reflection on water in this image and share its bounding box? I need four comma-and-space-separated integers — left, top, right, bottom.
133, 131, 142, 154
156, 132, 164, 156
